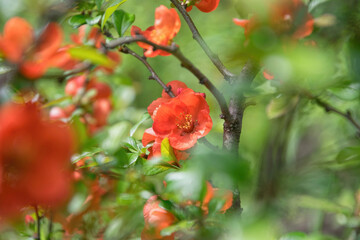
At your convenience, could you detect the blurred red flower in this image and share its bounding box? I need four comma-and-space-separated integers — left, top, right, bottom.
141, 196, 176, 240
131, 5, 181, 57
0, 103, 74, 219
233, 0, 313, 40
0, 17, 68, 79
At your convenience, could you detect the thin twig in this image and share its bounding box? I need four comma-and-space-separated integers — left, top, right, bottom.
169, 0, 235, 81
306, 93, 360, 132
120, 46, 175, 97
34, 205, 41, 240
105, 36, 230, 120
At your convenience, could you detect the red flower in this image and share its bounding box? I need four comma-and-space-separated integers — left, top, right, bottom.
0, 103, 74, 219
201, 182, 233, 214
0, 17, 68, 79
142, 127, 189, 161
141, 196, 176, 240
131, 5, 181, 57
187, 0, 220, 13
148, 80, 188, 118
152, 88, 212, 150
234, 0, 313, 40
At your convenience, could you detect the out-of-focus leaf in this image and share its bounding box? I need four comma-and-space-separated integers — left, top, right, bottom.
336, 147, 360, 163
112, 9, 135, 37
69, 47, 114, 67
70, 116, 88, 148
280, 232, 307, 240
71, 148, 103, 164
266, 95, 299, 119
129, 112, 150, 137
161, 138, 177, 163
41, 96, 71, 108
101, 0, 128, 30
95, 0, 103, 10
68, 14, 87, 28
294, 195, 352, 214
161, 220, 195, 237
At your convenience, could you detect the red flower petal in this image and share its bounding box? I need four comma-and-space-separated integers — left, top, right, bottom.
0, 17, 33, 63
195, 0, 220, 13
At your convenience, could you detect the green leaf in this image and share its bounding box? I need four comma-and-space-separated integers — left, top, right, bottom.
101, 0, 128, 30
41, 96, 71, 108
112, 9, 135, 37
68, 14, 87, 28
68, 46, 114, 67
266, 95, 299, 119
336, 146, 360, 163
71, 148, 103, 164
142, 158, 178, 176
161, 220, 195, 237
86, 15, 102, 26
70, 116, 88, 148
161, 138, 177, 163
129, 112, 150, 137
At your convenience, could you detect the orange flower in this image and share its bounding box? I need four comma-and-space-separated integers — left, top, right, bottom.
152, 88, 212, 150
131, 5, 181, 57
187, 0, 220, 13
141, 196, 176, 240
0, 17, 67, 79
0, 103, 74, 219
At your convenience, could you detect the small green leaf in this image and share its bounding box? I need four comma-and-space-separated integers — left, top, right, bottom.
130, 112, 150, 137
86, 15, 102, 26
161, 221, 195, 237
68, 15, 87, 28
101, 0, 128, 30
68, 46, 114, 67
161, 138, 177, 163
112, 9, 135, 37
41, 96, 71, 109
142, 158, 178, 176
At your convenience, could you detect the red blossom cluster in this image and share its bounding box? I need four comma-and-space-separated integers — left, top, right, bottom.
142, 182, 233, 240
0, 103, 75, 219
0, 17, 69, 79
142, 80, 212, 161
131, 5, 181, 57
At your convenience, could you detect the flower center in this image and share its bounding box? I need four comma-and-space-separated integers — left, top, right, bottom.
176, 113, 194, 133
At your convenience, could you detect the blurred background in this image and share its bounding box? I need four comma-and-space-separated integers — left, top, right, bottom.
1, 0, 360, 239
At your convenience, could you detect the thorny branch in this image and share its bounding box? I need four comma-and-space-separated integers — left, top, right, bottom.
119, 46, 175, 98
105, 36, 230, 120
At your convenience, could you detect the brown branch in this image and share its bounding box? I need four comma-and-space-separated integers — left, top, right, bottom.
169, 0, 235, 81
120, 46, 175, 97
223, 59, 259, 154
34, 205, 41, 240
105, 36, 230, 120
306, 93, 360, 132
